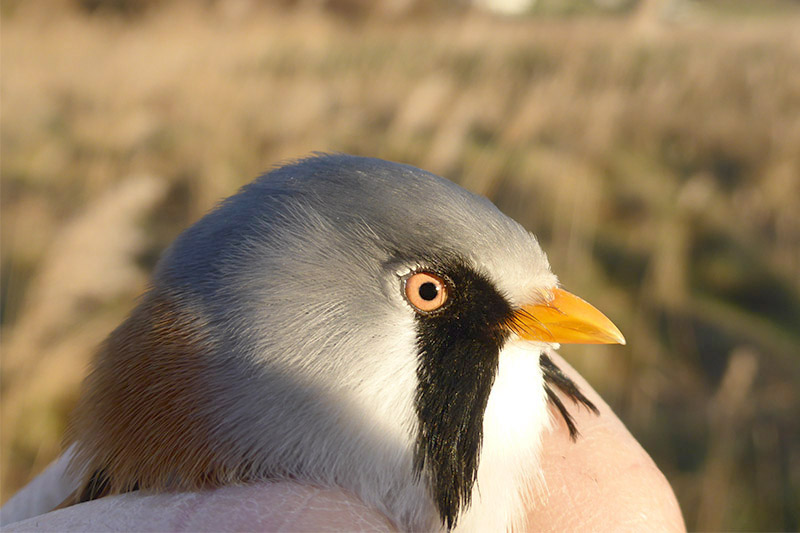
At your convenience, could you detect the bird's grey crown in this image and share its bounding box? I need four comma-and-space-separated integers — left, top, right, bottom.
156, 153, 555, 311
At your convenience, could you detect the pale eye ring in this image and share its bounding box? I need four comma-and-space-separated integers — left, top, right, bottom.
404, 271, 449, 313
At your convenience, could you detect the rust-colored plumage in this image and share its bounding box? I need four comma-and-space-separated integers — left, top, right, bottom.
65, 289, 240, 502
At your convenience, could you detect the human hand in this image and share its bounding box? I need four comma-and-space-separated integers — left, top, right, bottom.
525, 352, 685, 532
3, 352, 684, 532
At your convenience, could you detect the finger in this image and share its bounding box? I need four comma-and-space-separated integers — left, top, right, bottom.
3, 483, 396, 532
525, 350, 685, 532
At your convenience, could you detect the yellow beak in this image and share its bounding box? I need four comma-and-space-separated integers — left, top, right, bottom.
507, 288, 626, 345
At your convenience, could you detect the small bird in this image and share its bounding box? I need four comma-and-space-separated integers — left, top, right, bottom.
5, 154, 625, 531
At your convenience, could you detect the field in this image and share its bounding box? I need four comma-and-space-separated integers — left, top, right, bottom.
2, 1, 799, 530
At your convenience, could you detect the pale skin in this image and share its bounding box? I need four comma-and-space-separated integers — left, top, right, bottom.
4, 353, 685, 532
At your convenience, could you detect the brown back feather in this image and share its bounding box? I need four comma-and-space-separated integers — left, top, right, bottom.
65, 289, 243, 503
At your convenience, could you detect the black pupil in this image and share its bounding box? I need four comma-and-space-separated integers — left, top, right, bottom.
419, 282, 439, 301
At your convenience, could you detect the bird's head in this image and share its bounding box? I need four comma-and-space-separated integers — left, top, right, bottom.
67, 154, 624, 529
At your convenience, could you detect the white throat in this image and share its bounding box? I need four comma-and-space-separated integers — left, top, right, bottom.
456, 341, 551, 532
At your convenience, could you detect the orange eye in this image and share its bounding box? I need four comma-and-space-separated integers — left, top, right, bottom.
404, 272, 448, 313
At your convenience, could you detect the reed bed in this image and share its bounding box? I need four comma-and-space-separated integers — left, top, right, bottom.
2, 2, 799, 529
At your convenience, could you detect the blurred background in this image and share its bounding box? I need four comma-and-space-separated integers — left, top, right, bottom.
1, 0, 799, 529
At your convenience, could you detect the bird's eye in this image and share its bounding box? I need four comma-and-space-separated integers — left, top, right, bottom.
404, 272, 448, 313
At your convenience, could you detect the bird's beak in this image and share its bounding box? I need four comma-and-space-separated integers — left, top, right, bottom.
508, 288, 626, 345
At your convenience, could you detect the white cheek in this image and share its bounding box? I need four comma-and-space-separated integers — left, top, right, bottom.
345, 314, 421, 442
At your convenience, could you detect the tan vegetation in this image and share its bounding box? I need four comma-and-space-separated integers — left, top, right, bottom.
2, 1, 799, 530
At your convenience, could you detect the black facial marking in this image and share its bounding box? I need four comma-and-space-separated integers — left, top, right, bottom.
411, 259, 513, 530
540, 352, 599, 440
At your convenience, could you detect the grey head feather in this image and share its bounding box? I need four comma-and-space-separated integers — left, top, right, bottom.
148, 154, 556, 529
157, 154, 554, 306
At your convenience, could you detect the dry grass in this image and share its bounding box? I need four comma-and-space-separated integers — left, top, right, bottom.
2, 2, 799, 530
